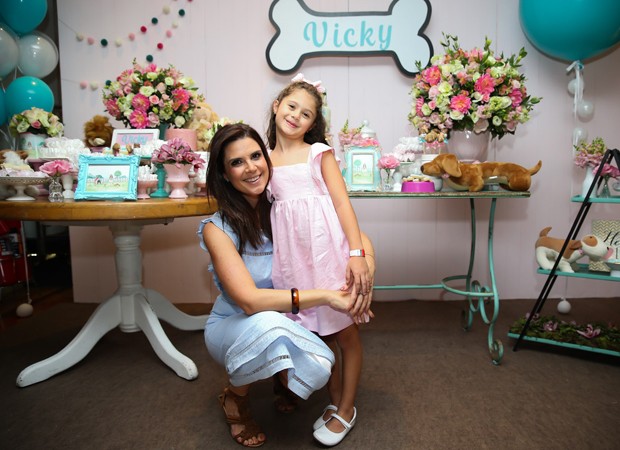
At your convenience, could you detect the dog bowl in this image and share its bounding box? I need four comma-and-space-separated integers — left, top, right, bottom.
402, 181, 434, 193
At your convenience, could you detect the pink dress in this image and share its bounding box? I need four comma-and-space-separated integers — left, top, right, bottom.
269, 143, 353, 336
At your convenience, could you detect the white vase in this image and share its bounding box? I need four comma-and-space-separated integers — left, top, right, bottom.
448, 130, 490, 163
61, 173, 75, 199
581, 166, 597, 198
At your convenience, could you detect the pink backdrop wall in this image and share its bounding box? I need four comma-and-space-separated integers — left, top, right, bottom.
57, 0, 620, 303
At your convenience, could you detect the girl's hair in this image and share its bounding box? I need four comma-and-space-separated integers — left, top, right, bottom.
266, 81, 328, 150
206, 123, 273, 252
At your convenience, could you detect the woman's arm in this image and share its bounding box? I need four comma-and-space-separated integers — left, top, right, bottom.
202, 222, 352, 315
321, 151, 371, 296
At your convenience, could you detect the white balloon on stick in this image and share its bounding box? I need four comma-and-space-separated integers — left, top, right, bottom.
572, 127, 588, 146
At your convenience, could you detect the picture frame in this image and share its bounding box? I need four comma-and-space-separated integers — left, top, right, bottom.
110, 128, 160, 151
343, 145, 382, 192
74, 154, 140, 201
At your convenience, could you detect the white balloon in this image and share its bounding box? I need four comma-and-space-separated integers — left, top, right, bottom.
0, 22, 19, 79
17, 31, 59, 78
567, 78, 577, 95
572, 127, 588, 145
557, 299, 571, 314
577, 100, 594, 120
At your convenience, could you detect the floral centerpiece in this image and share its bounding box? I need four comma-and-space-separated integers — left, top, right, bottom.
203, 117, 243, 147
409, 34, 541, 140
8, 107, 64, 137
338, 120, 380, 149
151, 137, 205, 170
574, 137, 606, 169
103, 59, 204, 129
510, 313, 620, 352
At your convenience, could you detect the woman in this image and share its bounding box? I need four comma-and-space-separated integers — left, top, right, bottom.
197, 123, 374, 447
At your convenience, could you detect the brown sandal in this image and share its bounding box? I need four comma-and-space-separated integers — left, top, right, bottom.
218, 386, 266, 448
272, 374, 300, 414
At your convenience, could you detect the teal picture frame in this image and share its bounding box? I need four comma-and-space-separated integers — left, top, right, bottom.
74, 154, 140, 201
344, 145, 381, 192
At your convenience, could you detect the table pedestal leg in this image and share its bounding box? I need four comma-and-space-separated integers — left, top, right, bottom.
16, 222, 206, 387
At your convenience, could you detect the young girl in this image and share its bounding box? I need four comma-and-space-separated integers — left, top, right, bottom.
266, 75, 373, 446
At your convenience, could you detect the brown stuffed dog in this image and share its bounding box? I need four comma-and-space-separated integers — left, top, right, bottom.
83, 115, 114, 149
421, 153, 542, 192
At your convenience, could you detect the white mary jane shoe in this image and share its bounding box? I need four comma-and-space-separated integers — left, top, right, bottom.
313, 404, 338, 431
312, 407, 356, 447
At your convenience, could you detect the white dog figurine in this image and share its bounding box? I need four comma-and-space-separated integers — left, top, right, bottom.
535, 226, 614, 272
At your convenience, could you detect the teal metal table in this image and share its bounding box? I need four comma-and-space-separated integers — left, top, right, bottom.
350, 190, 530, 364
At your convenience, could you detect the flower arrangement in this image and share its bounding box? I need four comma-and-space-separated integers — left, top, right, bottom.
409, 34, 541, 140
9, 107, 64, 137
39, 159, 73, 178
203, 117, 243, 146
377, 155, 400, 171
574, 137, 606, 168
510, 314, 620, 352
103, 59, 204, 129
338, 120, 380, 149
151, 137, 205, 170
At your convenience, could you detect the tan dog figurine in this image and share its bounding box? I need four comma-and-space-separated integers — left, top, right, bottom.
421, 153, 542, 192
535, 227, 613, 272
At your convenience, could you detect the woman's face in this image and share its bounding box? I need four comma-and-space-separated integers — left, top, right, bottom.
223, 137, 269, 207
272, 88, 317, 141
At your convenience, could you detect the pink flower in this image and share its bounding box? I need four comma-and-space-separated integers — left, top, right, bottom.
131, 93, 150, 112
40, 159, 73, 177
422, 66, 442, 86
129, 110, 148, 128
151, 137, 205, 170
377, 155, 400, 170
576, 324, 601, 339
450, 94, 471, 114
509, 89, 523, 107
474, 74, 495, 98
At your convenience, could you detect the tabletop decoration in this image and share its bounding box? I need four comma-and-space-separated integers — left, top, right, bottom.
574, 137, 607, 198
39, 159, 73, 202
510, 313, 620, 353
591, 162, 620, 198
137, 164, 158, 199
409, 34, 541, 161
202, 117, 243, 147
8, 107, 64, 158
151, 137, 205, 199
102, 59, 205, 130
377, 155, 400, 191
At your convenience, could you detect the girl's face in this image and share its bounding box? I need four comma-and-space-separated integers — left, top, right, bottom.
223, 137, 269, 207
272, 88, 318, 141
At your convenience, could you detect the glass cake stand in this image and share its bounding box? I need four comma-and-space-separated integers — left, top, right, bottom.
0, 176, 50, 201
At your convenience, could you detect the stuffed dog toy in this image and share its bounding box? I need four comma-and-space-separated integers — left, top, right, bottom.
535, 226, 614, 272
421, 153, 542, 192
83, 115, 114, 149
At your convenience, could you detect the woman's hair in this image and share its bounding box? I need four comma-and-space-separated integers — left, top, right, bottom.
206, 123, 273, 252
266, 81, 327, 150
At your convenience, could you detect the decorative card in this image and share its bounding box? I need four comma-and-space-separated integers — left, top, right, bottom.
589, 219, 620, 272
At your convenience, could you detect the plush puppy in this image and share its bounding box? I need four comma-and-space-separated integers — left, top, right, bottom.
421, 153, 542, 192
535, 226, 614, 272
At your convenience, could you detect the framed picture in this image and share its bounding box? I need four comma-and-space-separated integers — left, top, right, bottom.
111, 129, 160, 151
343, 145, 381, 192
74, 154, 140, 201
589, 219, 620, 272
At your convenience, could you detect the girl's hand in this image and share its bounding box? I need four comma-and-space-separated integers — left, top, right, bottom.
346, 257, 372, 300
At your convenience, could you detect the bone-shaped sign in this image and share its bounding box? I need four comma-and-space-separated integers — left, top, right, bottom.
266, 0, 433, 77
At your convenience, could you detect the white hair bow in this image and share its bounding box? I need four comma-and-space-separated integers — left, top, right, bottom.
291, 73, 325, 94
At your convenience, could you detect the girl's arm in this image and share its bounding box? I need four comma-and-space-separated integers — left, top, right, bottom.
202, 222, 353, 315
321, 150, 371, 297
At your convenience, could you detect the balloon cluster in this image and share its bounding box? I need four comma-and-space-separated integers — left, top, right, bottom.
0, 0, 56, 127
519, 0, 620, 146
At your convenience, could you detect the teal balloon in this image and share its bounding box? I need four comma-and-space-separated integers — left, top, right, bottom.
520, 0, 620, 62
0, 88, 6, 126
5, 76, 54, 118
0, 0, 48, 35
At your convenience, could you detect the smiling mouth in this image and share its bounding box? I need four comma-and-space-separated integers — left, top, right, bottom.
245, 175, 260, 183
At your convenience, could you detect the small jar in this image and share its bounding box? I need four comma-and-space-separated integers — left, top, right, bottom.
48, 177, 64, 202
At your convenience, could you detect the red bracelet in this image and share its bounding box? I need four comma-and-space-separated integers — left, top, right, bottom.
291, 288, 299, 314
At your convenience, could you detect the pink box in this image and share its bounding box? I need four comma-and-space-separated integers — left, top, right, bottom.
401, 181, 435, 193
